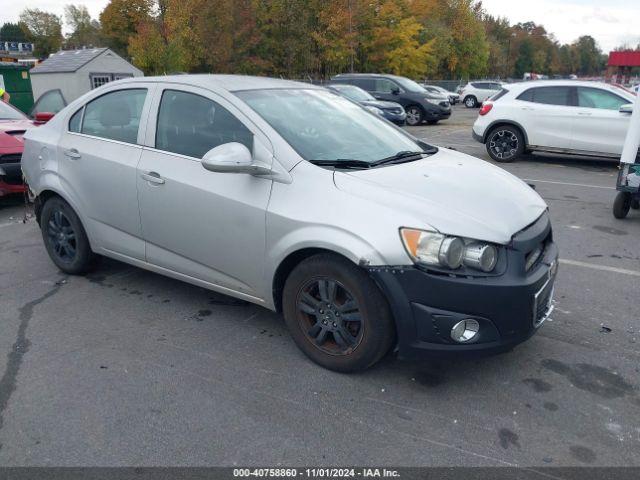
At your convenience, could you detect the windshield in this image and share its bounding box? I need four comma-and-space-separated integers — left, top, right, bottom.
237, 89, 424, 163
331, 85, 375, 102
0, 102, 27, 121
393, 77, 426, 93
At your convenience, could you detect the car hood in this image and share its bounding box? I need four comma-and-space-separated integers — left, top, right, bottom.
360, 100, 403, 110
0, 119, 34, 149
333, 148, 547, 245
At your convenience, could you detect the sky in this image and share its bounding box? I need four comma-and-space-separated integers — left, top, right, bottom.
3, 0, 640, 53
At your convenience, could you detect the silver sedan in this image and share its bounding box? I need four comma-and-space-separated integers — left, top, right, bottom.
22, 75, 557, 371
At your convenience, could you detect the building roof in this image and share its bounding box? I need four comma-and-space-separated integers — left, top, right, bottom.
30, 48, 109, 74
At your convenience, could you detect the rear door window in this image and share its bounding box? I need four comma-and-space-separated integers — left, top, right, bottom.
374, 79, 400, 93
351, 78, 375, 91
577, 87, 628, 110
81, 89, 147, 144
518, 87, 572, 106
155, 89, 253, 158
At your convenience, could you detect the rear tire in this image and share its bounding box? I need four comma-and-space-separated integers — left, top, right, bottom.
464, 96, 478, 108
40, 196, 95, 274
485, 125, 525, 163
405, 105, 424, 126
613, 192, 631, 219
282, 253, 395, 372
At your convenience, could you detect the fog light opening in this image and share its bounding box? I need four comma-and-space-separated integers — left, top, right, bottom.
451, 319, 480, 343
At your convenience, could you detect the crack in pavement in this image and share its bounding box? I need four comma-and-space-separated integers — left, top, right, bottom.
0, 278, 66, 451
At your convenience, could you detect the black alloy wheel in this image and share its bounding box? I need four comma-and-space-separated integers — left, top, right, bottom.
282, 253, 395, 372
40, 196, 95, 274
296, 278, 363, 355
486, 126, 524, 162
47, 209, 77, 263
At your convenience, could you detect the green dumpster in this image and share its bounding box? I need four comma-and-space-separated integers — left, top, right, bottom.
0, 62, 34, 114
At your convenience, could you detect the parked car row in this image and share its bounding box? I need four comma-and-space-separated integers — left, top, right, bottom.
331, 73, 452, 125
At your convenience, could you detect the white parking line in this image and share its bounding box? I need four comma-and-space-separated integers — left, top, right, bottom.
561, 259, 640, 277
522, 178, 615, 190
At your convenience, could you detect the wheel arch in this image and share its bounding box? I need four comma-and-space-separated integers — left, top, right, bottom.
272, 248, 361, 313
483, 120, 529, 146
34, 188, 68, 224
33, 186, 96, 249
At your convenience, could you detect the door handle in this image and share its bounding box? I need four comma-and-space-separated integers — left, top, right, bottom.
64, 148, 81, 159
140, 171, 165, 185
577, 112, 592, 116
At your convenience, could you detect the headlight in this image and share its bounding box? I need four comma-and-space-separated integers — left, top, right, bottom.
463, 243, 498, 272
400, 228, 498, 272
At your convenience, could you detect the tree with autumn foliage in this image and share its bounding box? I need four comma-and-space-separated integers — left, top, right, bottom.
11, 0, 606, 80
100, 0, 153, 56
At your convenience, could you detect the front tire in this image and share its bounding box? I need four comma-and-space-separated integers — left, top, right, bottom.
41, 196, 95, 274
282, 254, 395, 372
405, 105, 423, 126
485, 125, 525, 162
464, 96, 478, 108
613, 192, 631, 219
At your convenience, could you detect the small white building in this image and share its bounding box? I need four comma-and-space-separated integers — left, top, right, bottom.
30, 48, 143, 105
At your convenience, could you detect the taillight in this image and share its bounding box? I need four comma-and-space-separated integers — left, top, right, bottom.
479, 103, 493, 116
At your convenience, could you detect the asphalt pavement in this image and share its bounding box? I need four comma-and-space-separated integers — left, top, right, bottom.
0, 104, 639, 468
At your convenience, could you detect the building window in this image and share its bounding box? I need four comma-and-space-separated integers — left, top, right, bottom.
91, 74, 112, 89
89, 73, 134, 90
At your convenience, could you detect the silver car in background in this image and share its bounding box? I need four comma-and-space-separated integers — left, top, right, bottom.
22, 75, 558, 372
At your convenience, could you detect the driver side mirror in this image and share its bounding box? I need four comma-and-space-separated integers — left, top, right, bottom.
201, 142, 272, 175
391, 87, 400, 95
34, 112, 55, 124
620, 104, 633, 114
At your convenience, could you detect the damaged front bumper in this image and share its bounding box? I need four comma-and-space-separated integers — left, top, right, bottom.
368, 214, 558, 360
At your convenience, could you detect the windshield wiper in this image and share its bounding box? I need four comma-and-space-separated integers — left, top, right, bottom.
370, 150, 425, 166
308, 159, 372, 169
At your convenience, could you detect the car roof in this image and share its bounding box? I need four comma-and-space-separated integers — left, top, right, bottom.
503, 80, 628, 92
333, 73, 402, 80
112, 74, 322, 92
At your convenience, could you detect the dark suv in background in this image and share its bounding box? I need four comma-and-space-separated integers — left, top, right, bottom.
331, 73, 451, 126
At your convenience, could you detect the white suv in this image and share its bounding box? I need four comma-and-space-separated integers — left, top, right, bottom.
460, 81, 503, 108
472, 80, 636, 162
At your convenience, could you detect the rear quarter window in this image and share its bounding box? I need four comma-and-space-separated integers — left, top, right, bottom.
490, 89, 509, 102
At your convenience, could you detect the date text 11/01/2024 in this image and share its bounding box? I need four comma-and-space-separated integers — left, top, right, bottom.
232, 468, 400, 478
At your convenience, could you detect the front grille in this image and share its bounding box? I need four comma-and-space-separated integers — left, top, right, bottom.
0, 154, 22, 165
533, 276, 554, 328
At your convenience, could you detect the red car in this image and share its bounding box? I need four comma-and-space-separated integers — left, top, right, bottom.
0, 102, 53, 197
